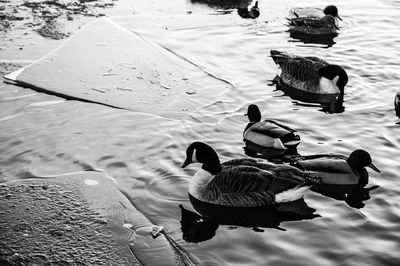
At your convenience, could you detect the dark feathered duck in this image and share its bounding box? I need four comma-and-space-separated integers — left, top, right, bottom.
182, 142, 320, 207
288, 5, 341, 35
288, 15, 338, 35
270, 50, 348, 95
295, 150, 380, 186
243, 104, 300, 149
290, 5, 342, 21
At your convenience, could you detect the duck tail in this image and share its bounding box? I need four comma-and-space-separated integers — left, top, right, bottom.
270, 50, 290, 64
275, 185, 311, 203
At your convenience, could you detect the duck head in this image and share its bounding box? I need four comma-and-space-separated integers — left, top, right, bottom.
246, 104, 262, 123
182, 142, 222, 175
244, 104, 262, 132
323, 5, 342, 21
347, 149, 380, 173
318, 65, 348, 94
394, 92, 400, 117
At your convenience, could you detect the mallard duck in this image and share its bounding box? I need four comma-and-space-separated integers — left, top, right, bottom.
288, 5, 341, 35
237, 1, 260, 19
395, 92, 400, 117
243, 104, 300, 149
181, 142, 321, 207
270, 50, 348, 95
289, 5, 342, 21
294, 150, 380, 186
287, 15, 338, 35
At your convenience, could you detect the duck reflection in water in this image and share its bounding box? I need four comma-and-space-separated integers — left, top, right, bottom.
395, 91, 400, 118
244, 141, 299, 164
288, 31, 337, 48
179, 201, 319, 243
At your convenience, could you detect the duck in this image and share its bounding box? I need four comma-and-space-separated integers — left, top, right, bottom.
293, 150, 380, 187
395, 91, 400, 117
181, 142, 321, 208
243, 104, 301, 149
289, 5, 342, 21
237, 1, 260, 19
270, 50, 348, 95
287, 15, 338, 35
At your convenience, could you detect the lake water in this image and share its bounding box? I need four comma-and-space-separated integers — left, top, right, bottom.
1, 0, 399, 265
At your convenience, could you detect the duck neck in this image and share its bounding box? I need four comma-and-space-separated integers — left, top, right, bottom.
188, 168, 215, 199
202, 160, 222, 175
319, 76, 340, 94
244, 122, 255, 133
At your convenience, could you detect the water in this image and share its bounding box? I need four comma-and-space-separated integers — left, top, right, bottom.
1, 0, 400, 265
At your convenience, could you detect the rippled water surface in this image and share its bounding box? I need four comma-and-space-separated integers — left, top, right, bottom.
1, 0, 400, 265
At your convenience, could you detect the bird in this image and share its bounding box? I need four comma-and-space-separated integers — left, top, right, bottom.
289, 5, 342, 21
395, 91, 400, 117
287, 5, 341, 35
287, 15, 338, 35
243, 104, 301, 149
293, 150, 380, 186
237, 1, 260, 19
270, 50, 348, 95
181, 142, 321, 208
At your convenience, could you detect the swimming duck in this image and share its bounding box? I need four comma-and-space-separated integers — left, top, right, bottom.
289, 5, 342, 21
237, 1, 260, 19
294, 150, 380, 186
243, 104, 301, 149
395, 91, 400, 117
270, 50, 348, 95
182, 142, 321, 207
287, 15, 338, 35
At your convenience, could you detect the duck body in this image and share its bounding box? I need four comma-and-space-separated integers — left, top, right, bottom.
287, 15, 338, 35
244, 104, 300, 149
182, 142, 320, 210
289, 5, 342, 21
288, 5, 341, 36
244, 120, 300, 149
270, 50, 348, 95
293, 150, 380, 193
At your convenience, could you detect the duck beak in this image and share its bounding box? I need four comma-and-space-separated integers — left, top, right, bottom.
368, 163, 381, 173
181, 158, 191, 168
337, 15, 343, 21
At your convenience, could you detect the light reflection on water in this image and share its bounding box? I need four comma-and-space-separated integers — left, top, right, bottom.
1, 0, 400, 265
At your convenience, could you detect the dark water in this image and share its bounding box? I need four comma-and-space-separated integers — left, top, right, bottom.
1, 0, 400, 265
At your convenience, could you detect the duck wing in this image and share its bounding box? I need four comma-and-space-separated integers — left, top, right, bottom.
289, 7, 324, 18
303, 16, 337, 29
297, 157, 349, 173
202, 161, 318, 207
264, 120, 297, 132
201, 165, 278, 206
270, 50, 327, 83
247, 121, 292, 139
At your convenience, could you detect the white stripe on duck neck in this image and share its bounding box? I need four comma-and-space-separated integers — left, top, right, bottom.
319, 76, 340, 94
188, 168, 213, 200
